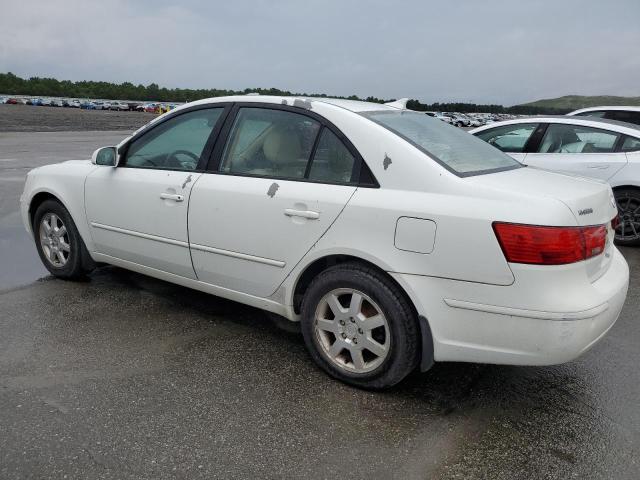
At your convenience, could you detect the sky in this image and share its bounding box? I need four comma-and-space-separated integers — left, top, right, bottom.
1, 0, 639, 106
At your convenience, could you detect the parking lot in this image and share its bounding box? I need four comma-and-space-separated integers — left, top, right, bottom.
1, 105, 639, 479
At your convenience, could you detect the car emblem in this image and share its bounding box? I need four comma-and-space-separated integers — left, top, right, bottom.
578, 208, 593, 216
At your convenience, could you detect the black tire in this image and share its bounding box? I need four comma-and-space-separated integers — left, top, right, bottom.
614, 188, 640, 246
33, 199, 95, 279
300, 262, 421, 389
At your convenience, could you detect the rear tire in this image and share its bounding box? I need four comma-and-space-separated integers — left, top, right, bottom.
613, 188, 640, 246
33, 199, 95, 279
300, 262, 420, 389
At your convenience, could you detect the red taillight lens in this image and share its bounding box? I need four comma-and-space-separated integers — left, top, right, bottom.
492, 222, 607, 265
611, 214, 620, 230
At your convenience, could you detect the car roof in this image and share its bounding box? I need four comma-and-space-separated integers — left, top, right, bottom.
186, 95, 399, 113
469, 115, 640, 137
568, 105, 640, 115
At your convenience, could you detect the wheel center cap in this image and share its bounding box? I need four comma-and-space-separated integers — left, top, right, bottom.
345, 323, 357, 337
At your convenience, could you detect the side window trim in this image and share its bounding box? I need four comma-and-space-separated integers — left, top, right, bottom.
614, 134, 629, 153
118, 103, 233, 172
303, 125, 325, 179
205, 102, 378, 187
523, 123, 547, 153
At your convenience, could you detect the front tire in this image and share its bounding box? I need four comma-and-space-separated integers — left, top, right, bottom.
33, 199, 94, 279
614, 188, 640, 246
300, 263, 420, 389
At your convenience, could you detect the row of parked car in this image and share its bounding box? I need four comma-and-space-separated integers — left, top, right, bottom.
0, 96, 179, 114
426, 111, 515, 127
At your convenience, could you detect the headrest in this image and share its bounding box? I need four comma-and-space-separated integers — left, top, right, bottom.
263, 126, 302, 163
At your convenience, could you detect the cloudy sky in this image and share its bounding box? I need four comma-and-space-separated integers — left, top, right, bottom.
1, 0, 639, 105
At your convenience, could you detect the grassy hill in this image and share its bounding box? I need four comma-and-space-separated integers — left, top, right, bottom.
519, 95, 640, 110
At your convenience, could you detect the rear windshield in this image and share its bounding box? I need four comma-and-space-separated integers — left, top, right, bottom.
362, 111, 522, 176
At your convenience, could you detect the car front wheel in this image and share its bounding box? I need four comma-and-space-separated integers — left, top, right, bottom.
33, 199, 95, 279
300, 262, 420, 389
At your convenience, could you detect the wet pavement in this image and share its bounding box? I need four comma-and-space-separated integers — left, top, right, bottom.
0, 132, 639, 479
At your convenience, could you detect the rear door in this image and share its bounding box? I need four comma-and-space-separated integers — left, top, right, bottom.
525, 122, 627, 181
188, 104, 365, 297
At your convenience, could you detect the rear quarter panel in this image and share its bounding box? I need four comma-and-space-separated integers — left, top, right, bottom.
610, 151, 640, 189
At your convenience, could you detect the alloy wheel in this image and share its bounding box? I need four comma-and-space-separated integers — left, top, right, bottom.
615, 194, 640, 242
313, 288, 390, 373
39, 213, 71, 267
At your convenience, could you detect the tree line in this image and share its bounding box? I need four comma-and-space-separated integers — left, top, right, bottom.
0, 72, 569, 114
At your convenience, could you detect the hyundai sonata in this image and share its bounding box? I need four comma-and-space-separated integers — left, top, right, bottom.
20, 96, 629, 388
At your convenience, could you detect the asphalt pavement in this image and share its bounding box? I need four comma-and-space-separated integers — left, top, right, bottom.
0, 131, 638, 479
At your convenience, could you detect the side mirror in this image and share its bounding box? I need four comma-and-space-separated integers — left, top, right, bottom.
91, 146, 119, 166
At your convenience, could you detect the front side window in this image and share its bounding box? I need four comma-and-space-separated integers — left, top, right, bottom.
538, 123, 619, 153
621, 135, 640, 152
474, 123, 538, 153
363, 111, 522, 176
308, 129, 356, 183
220, 108, 320, 179
125, 108, 223, 170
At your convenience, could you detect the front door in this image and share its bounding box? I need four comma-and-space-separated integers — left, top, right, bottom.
188, 106, 359, 297
85, 106, 226, 278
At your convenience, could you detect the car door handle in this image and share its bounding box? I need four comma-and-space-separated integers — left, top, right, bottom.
587, 165, 609, 169
284, 208, 320, 220
160, 193, 184, 202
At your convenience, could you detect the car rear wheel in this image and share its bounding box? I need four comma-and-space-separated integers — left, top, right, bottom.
614, 188, 640, 246
300, 262, 420, 389
33, 199, 95, 279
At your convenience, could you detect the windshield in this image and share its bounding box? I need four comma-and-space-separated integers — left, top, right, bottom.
362, 111, 522, 176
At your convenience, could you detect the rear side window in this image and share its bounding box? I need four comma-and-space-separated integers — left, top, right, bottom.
575, 110, 606, 118
621, 135, 640, 152
604, 110, 640, 126
220, 108, 320, 180
538, 123, 619, 153
308, 129, 356, 183
363, 111, 521, 176
474, 123, 538, 153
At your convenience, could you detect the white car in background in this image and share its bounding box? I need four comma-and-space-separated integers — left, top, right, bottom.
568, 106, 640, 126
109, 101, 129, 111
449, 113, 470, 127
20, 97, 628, 388
433, 112, 454, 124
471, 116, 640, 245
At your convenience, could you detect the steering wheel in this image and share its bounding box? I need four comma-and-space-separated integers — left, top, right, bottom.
167, 150, 199, 169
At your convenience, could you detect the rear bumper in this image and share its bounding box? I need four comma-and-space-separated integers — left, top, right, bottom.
393, 248, 629, 366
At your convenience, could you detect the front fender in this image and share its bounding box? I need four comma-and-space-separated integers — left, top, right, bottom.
22, 161, 98, 252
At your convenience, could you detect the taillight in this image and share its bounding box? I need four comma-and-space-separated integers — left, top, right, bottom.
492, 222, 607, 265
611, 214, 620, 230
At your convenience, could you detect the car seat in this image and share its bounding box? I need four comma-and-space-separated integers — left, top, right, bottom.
262, 125, 303, 177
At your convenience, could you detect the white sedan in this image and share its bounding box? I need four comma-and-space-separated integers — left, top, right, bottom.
568, 106, 640, 126
20, 96, 629, 389
471, 116, 640, 246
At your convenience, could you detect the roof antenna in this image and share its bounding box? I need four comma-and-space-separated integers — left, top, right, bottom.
384, 98, 409, 110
